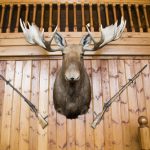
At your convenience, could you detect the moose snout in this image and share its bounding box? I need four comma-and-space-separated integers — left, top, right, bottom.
65, 72, 80, 82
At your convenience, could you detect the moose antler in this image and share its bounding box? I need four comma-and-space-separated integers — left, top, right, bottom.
20, 19, 66, 52
81, 17, 126, 51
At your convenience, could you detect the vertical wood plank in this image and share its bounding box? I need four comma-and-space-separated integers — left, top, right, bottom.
124, 60, 139, 150
81, 1, 85, 31
120, 4, 127, 32
101, 60, 113, 150
57, 2, 60, 31
135, 4, 143, 32
117, 60, 131, 150
105, 3, 109, 26
73, 1, 77, 32
48, 3, 52, 32
0, 61, 15, 150
143, 5, 150, 32
40, 4, 44, 30
37, 60, 49, 150
133, 60, 146, 117
89, 2, 94, 31
67, 119, 75, 150
33, 4, 36, 23
19, 61, 32, 150
56, 60, 67, 150
84, 60, 94, 150
97, 1, 101, 27
10, 61, 23, 150
141, 60, 150, 127
92, 59, 104, 150
48, 60, 57, 150
29, 61, 40, 150
25, 4, 29, 23
14, 4, 21, 32
113, 4, 117, 22
0, 61, 6, 142
128, 5, 135, 32
65, 2, 69, 32
108, 60, 123, 150
0, 5, 5, 32
75, 115, 85, 150
6, 4, 13, 33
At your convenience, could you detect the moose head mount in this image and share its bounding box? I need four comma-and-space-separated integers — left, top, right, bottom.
20, 17, 126, 119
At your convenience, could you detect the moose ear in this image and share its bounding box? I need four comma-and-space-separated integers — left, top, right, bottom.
80, 34, 92, 48
54, 32, 67, 47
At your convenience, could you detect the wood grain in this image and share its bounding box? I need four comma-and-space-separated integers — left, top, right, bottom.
0, 61, 15, 150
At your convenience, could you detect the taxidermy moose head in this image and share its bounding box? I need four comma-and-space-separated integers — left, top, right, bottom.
20, 17, 126, 119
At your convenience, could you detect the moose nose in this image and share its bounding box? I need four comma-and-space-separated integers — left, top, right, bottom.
71, 77, 74, 81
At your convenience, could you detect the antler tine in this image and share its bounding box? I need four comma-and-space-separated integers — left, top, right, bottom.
83, 17, 126, 51
20, 18, 66, 52
86, 23, 96, 44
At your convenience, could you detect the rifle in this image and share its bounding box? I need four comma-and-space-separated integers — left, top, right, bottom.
91, 64, 147, 129
0, 74, 48, 129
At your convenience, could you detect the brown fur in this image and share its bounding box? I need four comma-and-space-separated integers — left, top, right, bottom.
53, 45, 91, 119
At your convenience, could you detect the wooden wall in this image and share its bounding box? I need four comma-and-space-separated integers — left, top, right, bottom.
0, 25, 150, 150
0, 58, 150, 150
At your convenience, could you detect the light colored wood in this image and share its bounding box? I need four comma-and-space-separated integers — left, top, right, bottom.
10, 61, 23, 150
57, 2, 60, 31
97, 1, 101, 27
0, 61, 15, 150
56, 60, 67, 150
1, 0, 150, 4
81, 1, 85, 31
25, 4, 29, 23
0, 5, 5, 33
113, 4, 117, 22
101, 60, 113, 150
38, 60, 49, 150
117, 59, 131, 149
1, 36, 150, 46
135, 4, 143, 32
40, 4, 44, 30
75, 115, 86, 150
65, 2, 69, 32
133, 60, 147, 117
73, 1, 77, 32
33, 4, 36, 23
1, 45, 150, 57
92, 59, 104, 149
66, 119, 75, 150
84, 60, 94, 150
48, 2, 52, 32
120, 4, 127, 32
138, 116, 150, 150
89, 2, 94, 31
141, 60, 150, 127
143, 4, 150, 32
108, 60, 123, 150
125, 59, 140, 150
6, 4, 13, 33
0, 61, 6, 143
128, 4, 135, 32
15, 4, 21, 32
18, 61, 31, 150
29, 61, 40, 150
0, 32, 150, 39
105, 3, 109, 26
48, 60, 57, 150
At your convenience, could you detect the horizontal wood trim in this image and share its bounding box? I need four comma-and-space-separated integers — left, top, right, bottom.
1, 32, 150, 39
1, 0, 150, 4
0, 32, 150, 58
